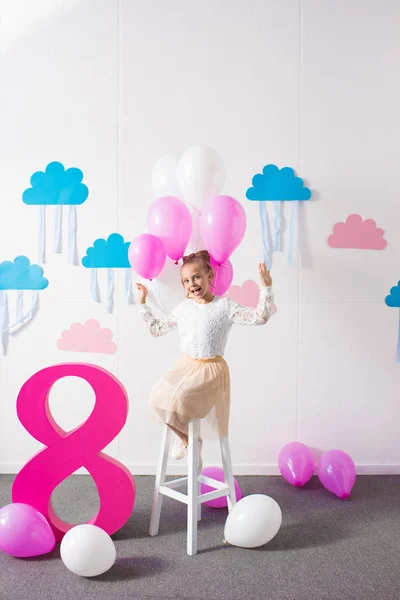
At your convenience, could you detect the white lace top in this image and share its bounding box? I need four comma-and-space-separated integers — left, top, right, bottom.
138, 287, 274, 359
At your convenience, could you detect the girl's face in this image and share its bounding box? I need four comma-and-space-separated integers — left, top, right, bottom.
181, 262, 212, 300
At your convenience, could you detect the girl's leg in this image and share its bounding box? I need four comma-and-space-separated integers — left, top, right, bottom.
167, 424, 188, 447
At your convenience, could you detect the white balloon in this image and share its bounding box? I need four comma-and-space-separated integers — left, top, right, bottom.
185, 204, 206, 254
176, 145, 226, 210
152, 152, 182, 198
60, 524, 116, 577
148, 258, 185, 315
224, 495, 282, 548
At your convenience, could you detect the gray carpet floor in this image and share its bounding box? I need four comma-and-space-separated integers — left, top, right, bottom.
0, 474, 399, 600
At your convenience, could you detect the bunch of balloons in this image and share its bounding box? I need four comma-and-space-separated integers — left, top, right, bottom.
0, 503, 116, 577
278, 442, 357, 500
128, 146, 247, 313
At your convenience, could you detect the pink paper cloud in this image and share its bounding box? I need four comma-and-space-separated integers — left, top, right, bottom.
57, 319, 117, 354
226, 280, 277, 314
328, 214, 387, 250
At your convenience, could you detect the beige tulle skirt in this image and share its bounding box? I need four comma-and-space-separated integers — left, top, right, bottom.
147, 355, 230, 439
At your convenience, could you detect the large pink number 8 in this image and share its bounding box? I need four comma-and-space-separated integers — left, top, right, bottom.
12, 363, 136, 542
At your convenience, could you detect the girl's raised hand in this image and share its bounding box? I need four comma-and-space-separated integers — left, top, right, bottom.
136, 283, 148, 305
259, 262, 272, 287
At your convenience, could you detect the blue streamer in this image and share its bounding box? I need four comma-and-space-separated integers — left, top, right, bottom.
397, 310, 400, 363
0, 291, 9, 354
90, 269, 101, 302
273, 201, 281, 251
288, 201, 298, 265
259, 201, 271, 270
54, 205, 62, 253
16, 290, 23, 321
125, 269, 134, 303
68, 205, 78, 265
106, 268, 114, 313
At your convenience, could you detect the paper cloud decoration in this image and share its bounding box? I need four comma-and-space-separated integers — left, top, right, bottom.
57, 319, 117, 354
226, 280, 277, 314
385, 282, 400, 308
246, 164, 312, 269
385, 281, 400, 362
0, 256, 48, 290
82, 233, 133, 312
22, 161, 89, 265
0, 256, 48, 354
246, 165, 311, 202
328, 214, 387, 250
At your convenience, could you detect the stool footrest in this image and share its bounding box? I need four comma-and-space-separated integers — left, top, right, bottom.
159, 486, 188, 504
162, 477, 187, 490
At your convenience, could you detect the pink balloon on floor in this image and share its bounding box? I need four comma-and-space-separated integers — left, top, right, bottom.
128, 233, 166, 280
278, 442, 315, 487
0, 503, 55, 557
147, 196, 192, 262
318, 450, 356, 500
210, 257, 233, 296
200, 195, 246, 264
200, 466, 242, 508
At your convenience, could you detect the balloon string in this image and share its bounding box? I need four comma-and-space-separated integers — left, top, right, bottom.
259, 202, 271, 270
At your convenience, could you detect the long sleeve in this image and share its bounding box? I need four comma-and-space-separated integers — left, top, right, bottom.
228, 286, 274, 326
137, 303, 177, 337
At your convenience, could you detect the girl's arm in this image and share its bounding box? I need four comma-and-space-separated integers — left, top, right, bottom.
228, 263, 274, 326
136, 282, 177, 337
137, 303, 178, 337
228, 286, 274, 325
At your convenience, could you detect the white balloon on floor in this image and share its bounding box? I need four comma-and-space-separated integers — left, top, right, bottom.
60, 524, 116, 577
224, 494, 282, 548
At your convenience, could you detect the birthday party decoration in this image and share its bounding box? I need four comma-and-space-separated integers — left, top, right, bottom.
246, 164, 311, 268
225, 280, 277, 315
224, 494, 282, 548
82, 233, 132, 313
176, 145, 226, 211
0, 255, 48, 354
278, 442, 314, 487
199, 195, 246, 265
57, 319, 117, 354
152, 151, 182, 198
12, 363, 136, 542
210, 257, 233, 296
0, 503, 56, 558
200, 466, 242, 508
60, 524, 116, 577
147, 196, 192, 263
318, 450, 356, 500
328, 214, 387, 250
22, 161, 89, 265
128, 233, 166, 280
385, 281, 400, 362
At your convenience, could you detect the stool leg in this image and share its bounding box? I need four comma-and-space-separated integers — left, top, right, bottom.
220, 437, 236, 512
149, 424, 171, 536
187, 420, 199, 555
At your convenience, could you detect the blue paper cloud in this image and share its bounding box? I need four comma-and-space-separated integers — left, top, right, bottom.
0, 256, 49, 290
82, 233, 130, 268
385, 282, 400, 308
22, 161, 89, 206
246, 164, 312, 201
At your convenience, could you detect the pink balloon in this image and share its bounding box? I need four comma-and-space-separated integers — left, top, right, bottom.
200, 195, 246, 264
200, 466, 243, 508
278, 442, 314, 487
147, 196, 192, 262
0, 503, 55, 557
210, 257, 233, 296
318, 450, 356, 500
128, 233, 166, 280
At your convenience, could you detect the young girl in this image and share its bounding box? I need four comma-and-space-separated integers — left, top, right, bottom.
136, 250, 274, 472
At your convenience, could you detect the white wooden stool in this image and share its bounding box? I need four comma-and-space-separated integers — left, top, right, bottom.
149, 419, 237, 555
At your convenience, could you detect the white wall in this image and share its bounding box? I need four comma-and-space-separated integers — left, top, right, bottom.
0, 0, 399, 475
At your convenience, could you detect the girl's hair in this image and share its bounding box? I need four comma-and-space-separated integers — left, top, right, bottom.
181, 250, 215, 298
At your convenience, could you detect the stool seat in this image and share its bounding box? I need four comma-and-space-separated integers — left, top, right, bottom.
149, 419, 237, 555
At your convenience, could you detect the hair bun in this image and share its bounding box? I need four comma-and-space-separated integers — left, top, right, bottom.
182, 250, 211, 264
